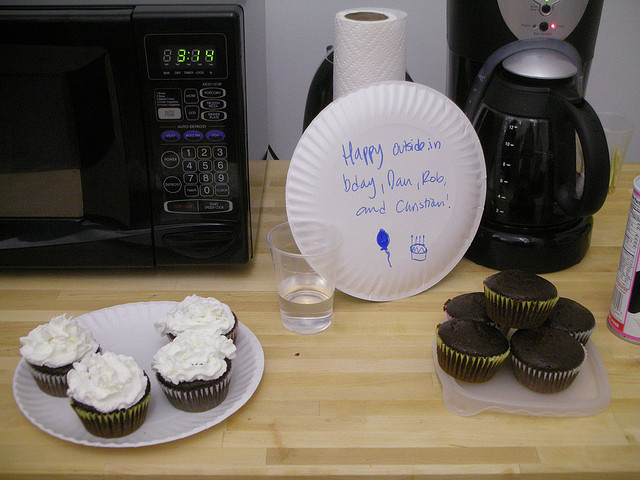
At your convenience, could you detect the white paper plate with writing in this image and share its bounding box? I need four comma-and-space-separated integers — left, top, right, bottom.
287, 81, 486, 301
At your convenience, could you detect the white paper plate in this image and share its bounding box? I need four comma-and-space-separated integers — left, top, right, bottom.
13, 302, 264, 447
287, 81, 486, 301
433, 337, 611, 417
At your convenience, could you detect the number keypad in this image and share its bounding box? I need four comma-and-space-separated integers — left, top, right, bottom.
163, 147, 230, 200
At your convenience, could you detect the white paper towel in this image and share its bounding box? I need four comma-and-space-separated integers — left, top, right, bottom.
333, 8, 407, 100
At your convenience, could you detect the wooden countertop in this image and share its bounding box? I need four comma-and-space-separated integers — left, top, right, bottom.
1, 160, 639, 479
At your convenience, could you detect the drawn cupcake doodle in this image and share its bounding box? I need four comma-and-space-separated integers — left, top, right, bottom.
376, 228, 392, 268
410, 235, 427, 261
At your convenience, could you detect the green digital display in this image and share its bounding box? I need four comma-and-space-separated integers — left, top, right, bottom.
161, 46, 216, 70
146, 34, 227, 79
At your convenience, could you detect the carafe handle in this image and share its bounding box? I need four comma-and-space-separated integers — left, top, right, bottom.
552, 95, 609, 217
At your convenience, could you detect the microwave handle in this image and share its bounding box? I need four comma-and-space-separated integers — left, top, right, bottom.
0, 225, 152, 250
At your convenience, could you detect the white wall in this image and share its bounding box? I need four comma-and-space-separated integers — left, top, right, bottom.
265, 0, 639, 164
587, 0, 640, 162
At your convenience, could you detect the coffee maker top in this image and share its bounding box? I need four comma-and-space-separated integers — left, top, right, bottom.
503, 49, 578, 80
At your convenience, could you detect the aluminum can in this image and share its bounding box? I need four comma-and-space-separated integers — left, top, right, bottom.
608, 175, 640, 343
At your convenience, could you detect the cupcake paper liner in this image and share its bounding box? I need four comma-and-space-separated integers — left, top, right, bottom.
27, 363, 72, 397
510, 348, 586, 394
484, 286, 558, 328
157, 362, 232, 413
70, 385, 151, 438
26, 347, 101, 397
553, 325, 595, 345
569, 326, 595, 345
226, 317, 238, 343
436, 335, 509, 383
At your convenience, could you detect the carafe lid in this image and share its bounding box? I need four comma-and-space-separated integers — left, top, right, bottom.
502, 49, 578, 80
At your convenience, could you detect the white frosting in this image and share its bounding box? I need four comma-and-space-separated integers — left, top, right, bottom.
19, 314, 99, 368
154, 295, 235, 337
152, 329, 236, 385
66, 352, 148, 413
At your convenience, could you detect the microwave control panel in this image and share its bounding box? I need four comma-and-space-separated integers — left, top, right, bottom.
134, 6, 248, 228
151, 84, 234, 216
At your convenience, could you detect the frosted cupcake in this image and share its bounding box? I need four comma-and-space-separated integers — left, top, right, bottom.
19, 314, 99, 397
154, 295, 238, 343
67, 352, 150, 438
153, 328, 236, 412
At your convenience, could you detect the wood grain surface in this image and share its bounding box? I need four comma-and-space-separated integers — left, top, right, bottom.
1, 160, 639, 479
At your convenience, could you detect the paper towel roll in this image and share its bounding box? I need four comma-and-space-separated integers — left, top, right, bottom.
333, 8, 407, 100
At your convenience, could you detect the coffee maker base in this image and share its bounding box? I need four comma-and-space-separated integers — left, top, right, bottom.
464, 217, 593, 273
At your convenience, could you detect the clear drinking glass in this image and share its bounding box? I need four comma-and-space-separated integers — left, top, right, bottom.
599, 112, 635, 193
267, 221, 342, 334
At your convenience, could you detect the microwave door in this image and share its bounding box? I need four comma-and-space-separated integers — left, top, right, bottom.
0, 8, 154, 266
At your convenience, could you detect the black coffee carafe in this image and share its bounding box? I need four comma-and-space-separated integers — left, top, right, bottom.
464, 39, 610, 273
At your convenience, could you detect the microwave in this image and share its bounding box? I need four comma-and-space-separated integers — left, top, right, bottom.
0, 0, 268, 267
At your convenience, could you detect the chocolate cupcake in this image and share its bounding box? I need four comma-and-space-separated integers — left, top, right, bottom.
436, 318, 509, 383
67, 352, 150, 438
153, 328, 236, 412
19, 314, 99, 397
443, 292, 510, 335
154, 294, 238, 343
510, 326, 586, 394
484, 270, 558, 329
543, 297, 596, 344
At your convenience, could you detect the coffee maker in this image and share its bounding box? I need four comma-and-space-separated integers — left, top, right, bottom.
447, 0, 608, 273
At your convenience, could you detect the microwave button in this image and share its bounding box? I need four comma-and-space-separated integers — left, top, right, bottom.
161, 151, 180, 169
200, 184, 214, 197
163, 176, 182, 194
199, 172, 213, 184
164, 200, 199, 213
197, 146, 212, 159
199, 200, 232, 213
183, 172, 198, 185
181, 146, 196, 159
202, 111, 227, 122
157, 107, 182, 121
161, 130, 181, 143
200, 87, 225, 98
200, 99, 226, 110
214, 172, 229, 184
214, 159, 228, 172
213, 147, 227, 159
215, 184, 230, 197
205, 130, 226, 142
198, 159, 213, 172
184, 130, 204, 142
185, 105, 200, 121
184, 185, 199, 197
184, 88, 199, 104
182, 159, 197, 172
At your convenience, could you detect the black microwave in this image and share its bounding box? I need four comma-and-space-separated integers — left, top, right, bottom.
0, 1, 268, 267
